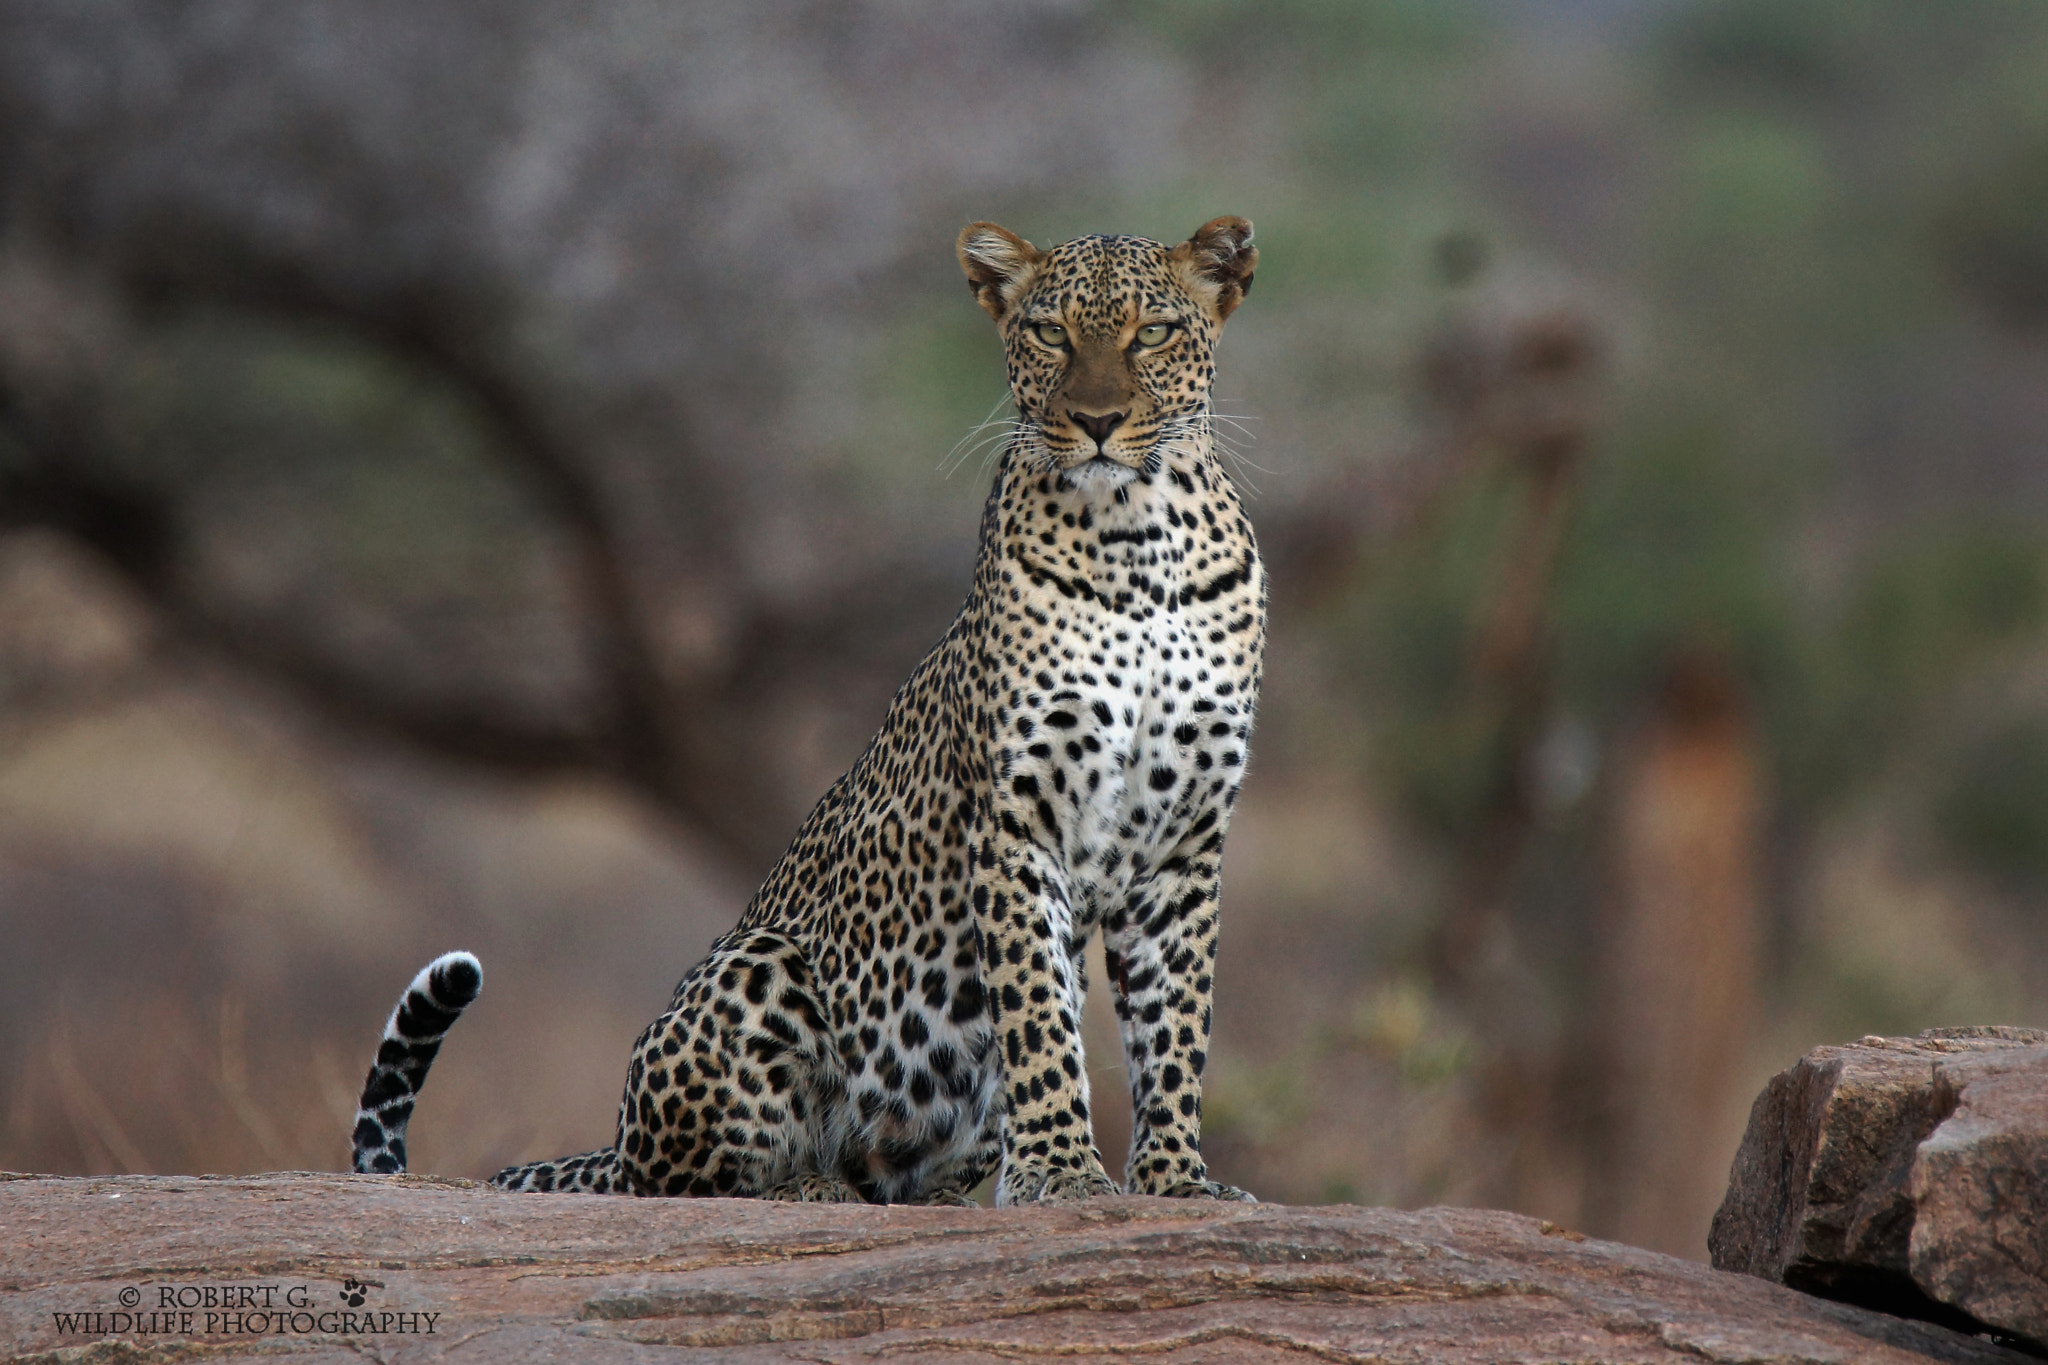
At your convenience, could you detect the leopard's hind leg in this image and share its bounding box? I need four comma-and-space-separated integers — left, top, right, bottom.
622, 928, 847, 1197
495, 928, 848, 1198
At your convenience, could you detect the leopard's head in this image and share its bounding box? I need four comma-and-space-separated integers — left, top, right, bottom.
957, 218, 1255, 482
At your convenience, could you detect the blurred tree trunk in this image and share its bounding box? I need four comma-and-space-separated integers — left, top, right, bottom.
1582, 649, 1764, 1257
1416, 304, 1605, 1216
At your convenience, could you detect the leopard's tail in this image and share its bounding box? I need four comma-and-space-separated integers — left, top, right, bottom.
490, 1145, 626, 1194
350, 951, 483, 1175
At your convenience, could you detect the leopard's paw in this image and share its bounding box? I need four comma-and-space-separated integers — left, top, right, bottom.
1156, 1178, 1257, 1202
996, 1160, 1120, 1206
763, 1174, 867, 1203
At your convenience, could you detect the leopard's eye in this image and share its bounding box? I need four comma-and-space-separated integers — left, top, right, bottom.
1134, 322, 1174, 348
1031, 322, 1068, 348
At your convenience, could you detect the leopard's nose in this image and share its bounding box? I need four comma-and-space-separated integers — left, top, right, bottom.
1071, 411, 1127, 449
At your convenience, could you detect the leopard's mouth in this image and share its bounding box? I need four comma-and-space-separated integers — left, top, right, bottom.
1057, 447, 1147, 473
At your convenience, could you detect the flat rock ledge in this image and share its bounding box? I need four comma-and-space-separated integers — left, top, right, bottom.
0, 1174, 2029, 1364
1711, 1026, 2048, 1355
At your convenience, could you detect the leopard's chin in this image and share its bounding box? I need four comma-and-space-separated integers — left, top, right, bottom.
1058, 454, 1140, 492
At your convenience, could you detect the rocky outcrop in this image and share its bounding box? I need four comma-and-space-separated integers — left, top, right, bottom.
1710, 1026, 2048, 1352
0, 1173, 2028, 1363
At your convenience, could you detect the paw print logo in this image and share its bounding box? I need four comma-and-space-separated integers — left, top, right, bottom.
339, 1277, 370, 1308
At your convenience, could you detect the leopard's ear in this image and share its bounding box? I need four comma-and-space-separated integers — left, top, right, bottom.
957, 223, 1042, 321
1171, 216, 1257, 320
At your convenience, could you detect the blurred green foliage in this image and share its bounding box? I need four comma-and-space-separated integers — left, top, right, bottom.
1553, 415, 1789, 728
1663, 0, 1847, 99
1937, 137, 2048, 329
1113, 0, 2048, 919
1799, 528, 2048, 807
1123, 0, 1476, 70
1940, 719, 2048, 888
96, 310, 583, 710
104, 311, 554, 604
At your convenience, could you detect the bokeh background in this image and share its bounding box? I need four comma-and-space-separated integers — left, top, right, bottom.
4, 0, 2048, 1259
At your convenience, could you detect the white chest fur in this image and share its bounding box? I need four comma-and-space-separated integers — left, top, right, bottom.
991, 458, 1263, 929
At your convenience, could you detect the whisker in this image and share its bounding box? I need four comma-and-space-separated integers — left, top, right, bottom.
941, 391, 1022, 477
958, 425, 1025, 473
1216, 435, 1273, 476
1164, 401, 1267, 496
987, 424, 1032, 473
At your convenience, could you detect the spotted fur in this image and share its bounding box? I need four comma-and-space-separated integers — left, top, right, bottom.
350, 218, 1265, 1206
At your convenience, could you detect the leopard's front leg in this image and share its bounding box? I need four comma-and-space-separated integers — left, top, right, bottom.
1105, 837, 1254, 1202
975, 834, 1119, 1205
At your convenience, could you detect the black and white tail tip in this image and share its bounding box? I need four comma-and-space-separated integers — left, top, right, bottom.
351, 951, 482, 1175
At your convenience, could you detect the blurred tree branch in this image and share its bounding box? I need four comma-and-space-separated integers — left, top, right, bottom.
0, 320, 974, 877
0, 366, 659, 782
0, 261, 719, 872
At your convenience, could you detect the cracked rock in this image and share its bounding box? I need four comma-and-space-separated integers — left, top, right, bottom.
1711, 1026, 2048, 1353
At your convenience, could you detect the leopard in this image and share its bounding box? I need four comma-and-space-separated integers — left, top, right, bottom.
350, 216, 1265, 1207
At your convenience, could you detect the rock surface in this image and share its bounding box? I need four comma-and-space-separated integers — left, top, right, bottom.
0, 1173, 2029, 1363
1710, 1026, 2048, 1352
